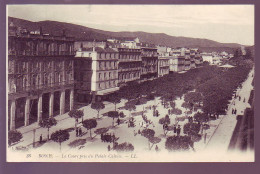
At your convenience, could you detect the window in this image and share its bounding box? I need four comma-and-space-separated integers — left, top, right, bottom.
99, 73, 102, 80
109, 72, 111, 79
104, 73, 106, 80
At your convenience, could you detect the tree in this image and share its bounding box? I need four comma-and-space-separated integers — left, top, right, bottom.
141, 129, 155, 150
245, 47, 253, 60
184, 92, 203, 108
181, 102, 193, 116
91, 102, 105, 119
82, 119, 98, 139
68, 109, 84, 127
8, 130, 23, 146
194, 112, 209, 124
107, 111, 119, 127
119, 112, 126, 118
94, 127, 109, 139
108, 94, 121, 111
159, 115, 171, 136
183, 122, 201, 143
149, 137, 161, 150
50, 130, 70, 151
171, 108, 182, 115
124, 101, 136, 117
39, 117, 57, 140
165, 135, 193, 151
114, 142, 134, 152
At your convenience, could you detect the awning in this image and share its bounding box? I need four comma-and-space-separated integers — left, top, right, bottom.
96, 87, 120, 95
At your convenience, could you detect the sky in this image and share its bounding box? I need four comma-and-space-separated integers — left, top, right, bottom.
7, 5, 254, 46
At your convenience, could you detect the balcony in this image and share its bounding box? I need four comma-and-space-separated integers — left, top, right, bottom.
8, 50, 76, 57
8, 80, 75, 95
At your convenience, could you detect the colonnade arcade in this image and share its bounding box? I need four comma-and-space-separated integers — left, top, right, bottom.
8, 88, 74, 130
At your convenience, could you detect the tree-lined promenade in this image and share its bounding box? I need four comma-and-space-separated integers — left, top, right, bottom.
9, 60, 253, 153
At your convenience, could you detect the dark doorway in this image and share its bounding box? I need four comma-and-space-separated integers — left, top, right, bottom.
15, 98, 26, 129
42, 93, 50, 119
53, 91, 60, 116
29, 99, 38, 125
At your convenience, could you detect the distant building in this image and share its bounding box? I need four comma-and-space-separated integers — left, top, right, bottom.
201, 52, 214, 64
190, 49, 196, 69
169, 55, 185, 72
74, 41, 107, 51
120, 37, 139, 48
75, 47, 119, 102
116, 47, 142, 87
140, 47, 158, 81
156, 45, 171, 56
184, 50, 191, 71
158, 56, 170, 77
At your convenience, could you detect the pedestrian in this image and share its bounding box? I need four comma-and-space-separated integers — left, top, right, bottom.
168, 109, 171, 115
76, 127, 79, 137
117, 118, 120, 125
174, 125, 177, 133
204, 133, 207, 144
177, 125, 181, 136
239, 96, 241, 101
39, 134, 42, 143
232, 109, 234, 114
108, 145, 111, 151
101, 134, 104, 142
234, 109, 237, 115
243, 98, 246, 103
79, 127, 82, 137
155, 145, 159, 152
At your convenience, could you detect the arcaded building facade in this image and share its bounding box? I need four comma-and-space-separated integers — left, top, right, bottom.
8, 24, 75, 130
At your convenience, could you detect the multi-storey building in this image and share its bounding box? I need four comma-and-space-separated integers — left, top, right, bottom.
75, 47, 119, 102
190, 49, 196, 69
158, 56, 170, 77
184, 50, 191, 71
8, 23, 75, 130
169, 55, 185, 72
195, 54, 203, 67
140, 47, 158, 80
116, 48, 142, 87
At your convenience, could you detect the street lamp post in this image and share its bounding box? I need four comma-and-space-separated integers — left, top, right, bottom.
33, 129, 36, 148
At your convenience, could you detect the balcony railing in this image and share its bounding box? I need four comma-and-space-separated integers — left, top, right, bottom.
8, 80, 75, 95
8, 50, 76, 56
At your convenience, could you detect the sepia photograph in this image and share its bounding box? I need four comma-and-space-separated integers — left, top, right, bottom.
6, 4, 255, 162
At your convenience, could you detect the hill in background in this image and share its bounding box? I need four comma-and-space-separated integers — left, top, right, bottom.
8, 16, 246, 53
